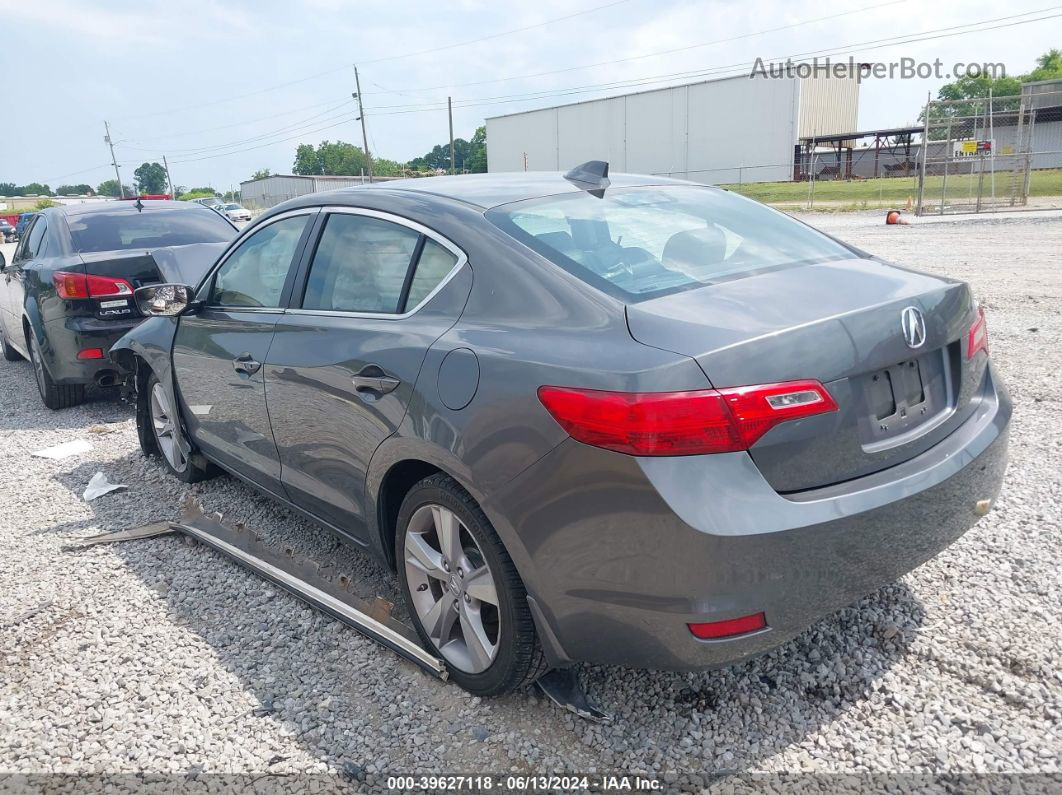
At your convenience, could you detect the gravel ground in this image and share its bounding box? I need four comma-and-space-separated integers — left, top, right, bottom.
1, 211, 1060, 791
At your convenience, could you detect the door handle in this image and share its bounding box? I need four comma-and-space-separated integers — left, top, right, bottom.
352, 365, 400, 396
232, 353, 261, 376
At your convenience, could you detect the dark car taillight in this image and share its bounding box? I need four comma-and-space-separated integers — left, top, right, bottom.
967, 305, 989, 359
54, 271, 134, 300
537, 380, 838, 456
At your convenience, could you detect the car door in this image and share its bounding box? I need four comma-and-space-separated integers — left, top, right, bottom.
1, 214, 46, 353
265, 207, 471, 541
172, 209, 317, 493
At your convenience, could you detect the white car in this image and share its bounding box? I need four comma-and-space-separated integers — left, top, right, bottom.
218, 203, 252, 222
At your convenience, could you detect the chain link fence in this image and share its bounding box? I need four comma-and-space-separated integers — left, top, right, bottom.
916, 88, 1062, 215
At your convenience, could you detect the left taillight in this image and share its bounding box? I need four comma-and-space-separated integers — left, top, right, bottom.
53, 271, 134, 300
967, 304, 989, 359
537, 379, 838, 456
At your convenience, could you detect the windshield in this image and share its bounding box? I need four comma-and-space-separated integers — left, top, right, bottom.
486, 186, 856, 301
67, 207, 237, 253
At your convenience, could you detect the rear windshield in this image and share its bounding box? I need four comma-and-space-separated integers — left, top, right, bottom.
67, 207, 236, 253
486, 186, 855, 300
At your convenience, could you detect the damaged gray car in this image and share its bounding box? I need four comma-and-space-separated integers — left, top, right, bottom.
110, 165, 1011, 696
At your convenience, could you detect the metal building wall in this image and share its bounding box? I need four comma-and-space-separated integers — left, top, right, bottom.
797, 72, 860, 141
486, 72, 854, 184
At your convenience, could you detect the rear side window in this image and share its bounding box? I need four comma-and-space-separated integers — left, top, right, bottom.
486, 186, 855, 301
67, 207, 235, 253
19, 216, 47, 260
301, 213, 457, 314
210, 215, 309, 307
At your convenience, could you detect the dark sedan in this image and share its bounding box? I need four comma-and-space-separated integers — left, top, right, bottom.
0, 201, 236, 408
111, 165, 1010, 695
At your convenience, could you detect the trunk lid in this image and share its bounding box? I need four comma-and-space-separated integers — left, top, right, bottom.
76, 249, 165, 321
626, 257, 989, 491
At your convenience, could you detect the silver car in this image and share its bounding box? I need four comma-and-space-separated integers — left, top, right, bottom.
111, 165, 1010, 696
217, 202, 252, 222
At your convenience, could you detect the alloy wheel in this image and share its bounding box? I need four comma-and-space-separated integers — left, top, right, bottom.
403, 504, 501, 673
150, 382, 188, 473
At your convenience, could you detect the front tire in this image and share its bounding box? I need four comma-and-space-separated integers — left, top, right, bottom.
27, 332, 84, 410
396, 473, 547, 696
141, 371, 214, 483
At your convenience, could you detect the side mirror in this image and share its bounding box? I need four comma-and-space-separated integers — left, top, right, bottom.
135, 283, 197, 316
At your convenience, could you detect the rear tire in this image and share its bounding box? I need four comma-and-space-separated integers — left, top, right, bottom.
141, 371, 215, 483
0, 326, 22, 361
27, 332, 84, 410
396, 473, 547, 696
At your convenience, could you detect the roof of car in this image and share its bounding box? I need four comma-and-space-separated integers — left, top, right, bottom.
333, 170, 701, 210
51, 200, 208, 217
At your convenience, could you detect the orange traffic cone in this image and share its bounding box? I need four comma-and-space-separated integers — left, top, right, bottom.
885, 209, 909, 225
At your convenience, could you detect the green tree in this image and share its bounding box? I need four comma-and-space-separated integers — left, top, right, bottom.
96, 179, 133, 197
371, 158, 405, 177
293, 140, 368, 176
0, 182, 16, 195
1027, 48, 1062, 82
14, 182, 52, 196
56, 184, 93, 195
134, 162, 168, 194
33, 199, 57, 210
466, 126, 487, 173
251, 168, 271, 180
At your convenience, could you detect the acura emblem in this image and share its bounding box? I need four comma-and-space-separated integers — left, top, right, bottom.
901, 306, 927, 349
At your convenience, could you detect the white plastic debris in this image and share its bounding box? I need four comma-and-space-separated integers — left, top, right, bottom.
32, 439, 93, 460
83, 472, 128, 501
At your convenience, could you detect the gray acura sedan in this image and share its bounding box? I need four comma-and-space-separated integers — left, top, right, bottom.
111, 164, 1010, 696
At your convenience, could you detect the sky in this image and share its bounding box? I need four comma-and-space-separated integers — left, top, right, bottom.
0, 0, 1059, 192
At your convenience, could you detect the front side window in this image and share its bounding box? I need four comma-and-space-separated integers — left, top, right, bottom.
301, 214, 421, 314
67, 207, 235, 253
210, 215, 309, 307
487, 186, 855, 300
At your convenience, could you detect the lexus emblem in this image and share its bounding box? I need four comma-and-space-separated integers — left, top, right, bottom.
901, 306, 927, 349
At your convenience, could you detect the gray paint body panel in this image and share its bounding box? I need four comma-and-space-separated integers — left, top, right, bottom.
109, 173, 1012, 674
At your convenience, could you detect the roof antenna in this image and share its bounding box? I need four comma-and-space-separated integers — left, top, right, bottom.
134, 198, 144, 213
563, 160, 610, 199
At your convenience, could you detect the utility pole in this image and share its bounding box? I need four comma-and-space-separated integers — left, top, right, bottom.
353, 66, 373, 183
103, 121, 125, 198
448, 96, 455, 175
162, 155, 175, 199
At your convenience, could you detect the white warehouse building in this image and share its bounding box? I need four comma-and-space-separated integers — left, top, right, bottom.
486, 69, 860, 184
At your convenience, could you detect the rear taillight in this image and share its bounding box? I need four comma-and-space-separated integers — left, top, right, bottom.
689, 612, 767, 639
537, 380, 837, 456
967, 305, 989, 359
53, 271, 134, 300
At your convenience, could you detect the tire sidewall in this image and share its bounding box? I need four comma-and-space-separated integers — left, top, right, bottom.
144, 372, 193, 481
396, 479, 527, 695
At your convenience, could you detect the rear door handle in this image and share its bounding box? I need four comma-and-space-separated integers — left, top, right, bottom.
232, 353, 261, 376
352, 365, 400, 396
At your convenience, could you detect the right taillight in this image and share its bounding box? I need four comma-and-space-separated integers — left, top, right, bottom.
537, 379, 837, 456
53, 271, 134, 300
967, 305, 989, 359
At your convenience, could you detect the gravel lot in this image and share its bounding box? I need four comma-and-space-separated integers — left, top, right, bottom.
1, 211, 1060, 790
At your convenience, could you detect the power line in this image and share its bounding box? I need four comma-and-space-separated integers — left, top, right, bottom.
359, 8, 1062, 115
358, 0, 633, 65
116, 100, 357, 156
119, 96, 355, 144
112, 0, 636, 122
167, 114, 362, 165
359, 0, 909, 97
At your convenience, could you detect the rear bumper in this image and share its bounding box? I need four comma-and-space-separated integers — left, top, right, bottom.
40, 315, 141, 384
484, 364, 1011, 671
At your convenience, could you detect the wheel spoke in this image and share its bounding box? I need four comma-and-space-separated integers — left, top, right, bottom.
432, 506, 462, 566
459, 601, 496, 670
423, 593, 458, 644
463, 565, 498, 606
405, 533, 448, 581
